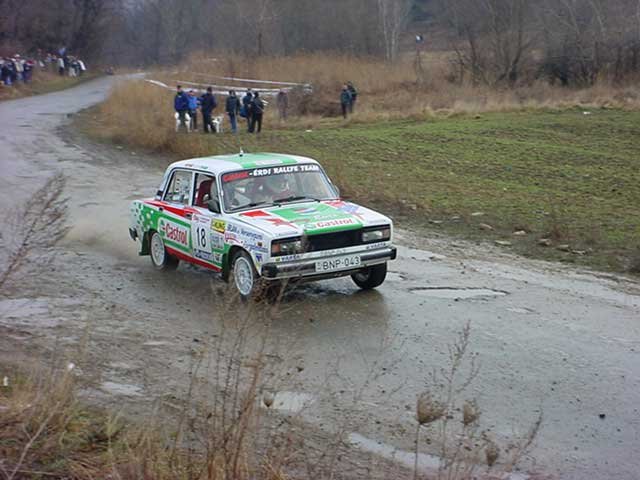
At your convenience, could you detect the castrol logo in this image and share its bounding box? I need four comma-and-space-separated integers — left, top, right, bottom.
159, 219, 189, 246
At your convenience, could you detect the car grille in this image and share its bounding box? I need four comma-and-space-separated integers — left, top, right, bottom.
306, 229, 363, 252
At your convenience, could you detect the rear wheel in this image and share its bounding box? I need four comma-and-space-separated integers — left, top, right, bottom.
150, 231, 179, 271
351, 263, 387, 290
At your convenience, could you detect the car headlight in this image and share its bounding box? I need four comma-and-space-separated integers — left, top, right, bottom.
362, 226, 391, 243
271, 237, 305, 256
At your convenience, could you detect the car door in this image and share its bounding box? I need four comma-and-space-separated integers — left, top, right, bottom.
190, 172, 224, 270
156, 169, 195, 259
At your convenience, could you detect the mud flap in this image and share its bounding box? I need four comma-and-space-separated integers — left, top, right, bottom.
139, 230, 150, 256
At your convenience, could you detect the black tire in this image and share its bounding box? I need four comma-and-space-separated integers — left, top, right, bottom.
351, 263, 387, 290
149, 231, 179, 271
230, 250, 259, 301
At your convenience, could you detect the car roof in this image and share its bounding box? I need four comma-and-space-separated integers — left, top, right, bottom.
167, 152, 320, 175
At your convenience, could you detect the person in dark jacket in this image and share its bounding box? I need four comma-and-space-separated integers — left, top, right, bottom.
340, 85, 352, 119
242, 89, 253, 132
250, 92, 265, 134
174, 85, 190, 131
225, 90, 241, 134
200, 87, 217, 133
1, 59, 11, 86
347, 81, 358, 113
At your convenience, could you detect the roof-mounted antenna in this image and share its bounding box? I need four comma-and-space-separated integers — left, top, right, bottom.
239, 148, 244, 157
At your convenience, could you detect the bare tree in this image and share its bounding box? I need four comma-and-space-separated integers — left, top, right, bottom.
437, 0, 535, 85
377, 0, 414, 62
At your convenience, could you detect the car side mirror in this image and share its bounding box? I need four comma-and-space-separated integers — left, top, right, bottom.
207, 198, 221, 213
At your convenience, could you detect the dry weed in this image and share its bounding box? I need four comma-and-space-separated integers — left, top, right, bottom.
412, 321, 542, 480
0, 174, 68, 292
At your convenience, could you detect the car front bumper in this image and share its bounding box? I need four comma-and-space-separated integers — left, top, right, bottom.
261, 246, 397, 281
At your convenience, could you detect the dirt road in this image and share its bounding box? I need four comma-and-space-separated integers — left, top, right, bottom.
1, 77, 639, 479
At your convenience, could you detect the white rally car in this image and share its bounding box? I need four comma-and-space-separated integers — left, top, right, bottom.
129, 152, 397, 299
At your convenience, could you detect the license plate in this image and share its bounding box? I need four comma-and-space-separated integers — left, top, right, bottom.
315, 254, 361, 273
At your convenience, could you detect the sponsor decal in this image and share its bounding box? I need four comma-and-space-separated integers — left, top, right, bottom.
255, 254, 264, 263
159, 218, 189, 246
241, 210, 297, 229
248, 164, 320, 177
224, 164, 320, 183
194, 250, 215, 262
240, 228, 263, 241
213, 253, 223, 264
224, 232, 241, 244
365, 241, 389, 250
313, 218, 357, 229
210, 232, 224, 250
274, 253, 304, 262
292, 206, 318, 216
223, 171, 250, 182
212, 219, 226, 233
326, 200, 366, 221
247, 244, 268, 254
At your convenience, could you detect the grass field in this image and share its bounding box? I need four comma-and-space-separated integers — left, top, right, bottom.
84, 81, 640, 274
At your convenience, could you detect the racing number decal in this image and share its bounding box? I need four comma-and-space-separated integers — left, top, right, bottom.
195, 226, 208, 250
191, 215, 215, 263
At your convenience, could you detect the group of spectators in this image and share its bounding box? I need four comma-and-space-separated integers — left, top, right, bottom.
172, 80, 359, 132
174, 84, 290, 134
45, 53, 87, 77
1, 55, 35, 86
1, 50, 88, 87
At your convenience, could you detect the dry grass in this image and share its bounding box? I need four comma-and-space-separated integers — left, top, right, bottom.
155, 52, 640, 122
95, 52, 640, 146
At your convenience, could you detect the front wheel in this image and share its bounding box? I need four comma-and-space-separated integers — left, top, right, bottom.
149, 231, 179, 271
351, 263, 387, 290
231, 250, 259, 301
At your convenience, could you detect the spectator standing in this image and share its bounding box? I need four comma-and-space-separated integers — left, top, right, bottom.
174, 85, 190, 131
347, 81, 358, 113
200, 87, 217, 133
225, 90, 241, 134
187, 90, 199, 130
276, 89, 288, 121
13, 56, 23, 82
250, 91, 265, 133
57, 56, 65, 76
1, 59, 11, 86
78, 59, 86, 76
242, 88, 253, 132
340, 85, 352, 119
23, 60, 33, 83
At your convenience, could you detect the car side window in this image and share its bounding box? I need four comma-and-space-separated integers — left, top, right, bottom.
194, 173, 218, 207
163, 170, 193, 205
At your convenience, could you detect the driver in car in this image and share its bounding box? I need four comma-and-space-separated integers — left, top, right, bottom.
253, 174, 293, 204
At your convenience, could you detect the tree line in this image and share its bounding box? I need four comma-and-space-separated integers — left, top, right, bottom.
2, 0, 640, 86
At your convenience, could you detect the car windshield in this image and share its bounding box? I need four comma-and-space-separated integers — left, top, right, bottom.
221, 164, 338, 212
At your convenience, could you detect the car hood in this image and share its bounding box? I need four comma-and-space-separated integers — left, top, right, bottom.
233, 200, 390, 238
